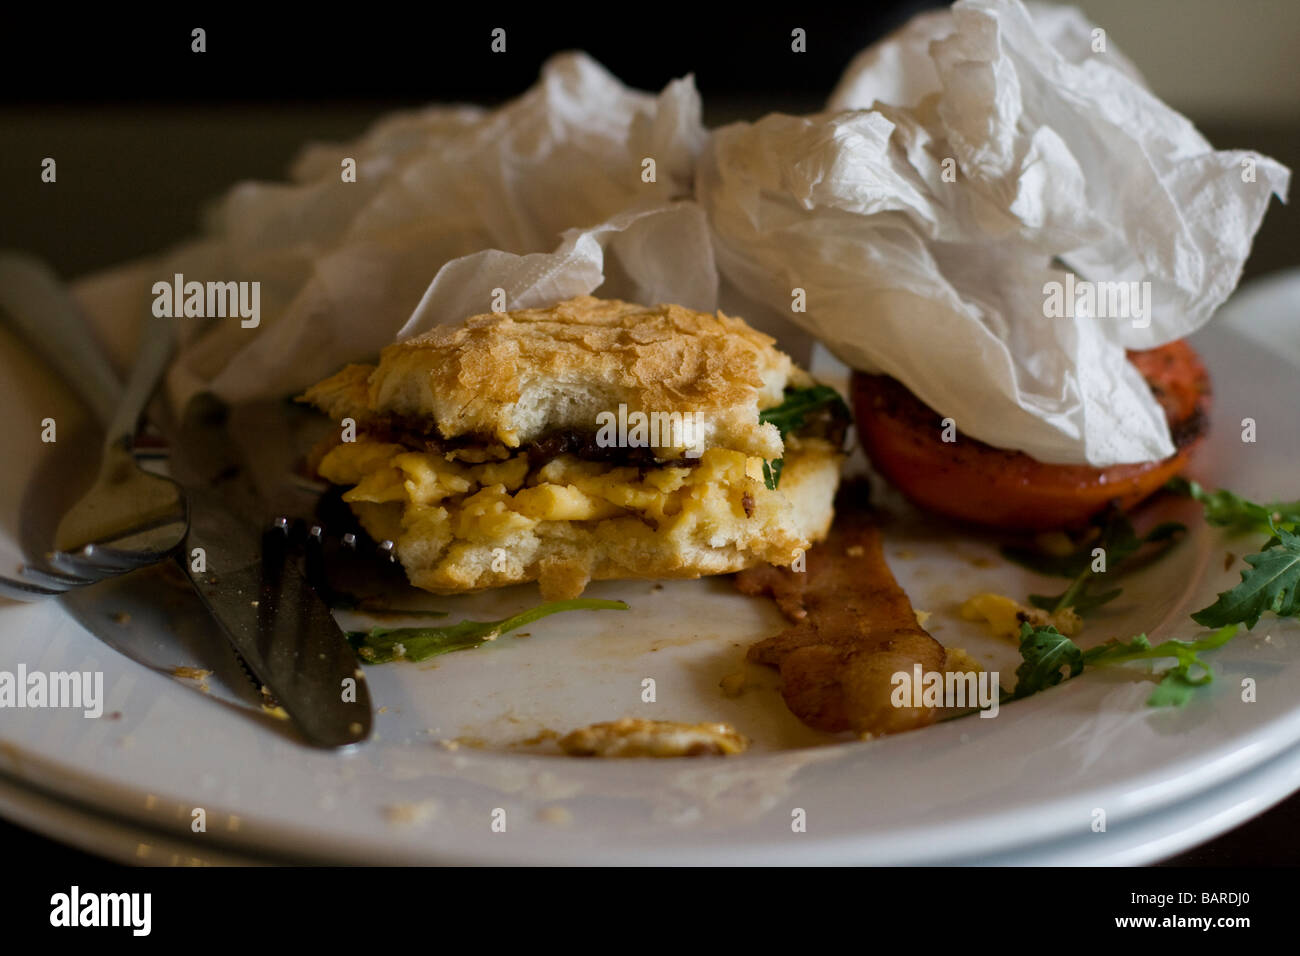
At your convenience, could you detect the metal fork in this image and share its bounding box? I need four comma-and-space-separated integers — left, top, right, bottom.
0, 258, 187, 599
45, 306, 188, 578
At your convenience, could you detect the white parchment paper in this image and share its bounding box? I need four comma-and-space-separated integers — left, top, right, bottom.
699, 0, 1288, 464
71, 1, 1288, 466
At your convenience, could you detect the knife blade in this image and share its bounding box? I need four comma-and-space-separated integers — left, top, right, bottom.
170, 392, 373, 748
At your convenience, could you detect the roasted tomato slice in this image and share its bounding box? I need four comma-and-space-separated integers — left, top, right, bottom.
850, 341, 1211, 531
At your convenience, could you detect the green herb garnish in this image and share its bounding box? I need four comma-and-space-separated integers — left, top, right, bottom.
757, 385, 852, 490
1002, 510, 1185, 616
960, 479, 1299, 715
1082, 625, 1241, 707
1165, 479, 1300, 629
1004, 622, 1085, 701
347, 598, 628, 663
1192, 525, 1300, 629
1003, 621, 1241, 707
1166, 477, 1300, 535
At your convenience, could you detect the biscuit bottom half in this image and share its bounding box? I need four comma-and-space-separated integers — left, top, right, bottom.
315, 438, 841, 600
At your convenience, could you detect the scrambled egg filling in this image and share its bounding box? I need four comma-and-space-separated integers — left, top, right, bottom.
322, 441, 766, 532
316, 440, 807, 593
959, 592, 1083, 642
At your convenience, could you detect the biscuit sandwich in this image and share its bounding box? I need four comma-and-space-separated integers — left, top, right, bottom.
299, 295, 846, 599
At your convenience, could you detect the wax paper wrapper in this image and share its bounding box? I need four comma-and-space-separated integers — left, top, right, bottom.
698, 0, 1288, 465
72, 1, 1287, 467
71, 53, 711, 411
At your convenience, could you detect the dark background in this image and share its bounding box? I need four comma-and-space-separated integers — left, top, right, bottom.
4, 5, 1294, 282
1, 4, 1297, 866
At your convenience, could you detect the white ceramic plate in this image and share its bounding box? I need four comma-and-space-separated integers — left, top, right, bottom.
2, 300, 1299, 865
9, 715, 1300, 866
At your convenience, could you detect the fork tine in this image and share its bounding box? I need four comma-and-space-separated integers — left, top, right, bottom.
17, 562, 96, 589
47, 549, 133, 580
57, 542, 162, 573
0, 573, 63, 600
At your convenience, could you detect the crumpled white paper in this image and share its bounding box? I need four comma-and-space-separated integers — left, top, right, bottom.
71, 1, 1287, 467
699, 0, 1288, 465
73, 52, 710, 410
399, 200, 716, 339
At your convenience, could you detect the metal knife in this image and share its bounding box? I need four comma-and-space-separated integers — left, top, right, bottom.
170, 392, 373, 748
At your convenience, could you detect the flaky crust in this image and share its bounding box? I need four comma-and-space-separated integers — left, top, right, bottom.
300, 295, 798, 459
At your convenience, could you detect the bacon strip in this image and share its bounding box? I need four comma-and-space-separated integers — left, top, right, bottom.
735, 488, 947, 736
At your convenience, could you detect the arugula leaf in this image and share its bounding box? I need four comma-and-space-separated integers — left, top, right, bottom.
1005, 622, 1084, 700
1191, 525, 1300, 629
347, 598, 628, 663
991, 480, 1293, 708
1144, 676, 1202, 708
1166, 477, 1300, 534
1006, 622, 1242, 707
759, 385, 851, 436
761, 459, 783, 492
1083, 625, 1239, 706
1007, 510, 1185, 616
758, 385, 851, 489
1162, 480, 1300, 629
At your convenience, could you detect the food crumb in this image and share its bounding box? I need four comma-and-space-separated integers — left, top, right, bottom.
513, 728, 559, 747
111, 611, 131, 625
719, 669, 747, 697
384, 800, 437, 825
1224, 552, 1236, 571
171, 666, 212, 681
559, 718, 748, 758
172, 666, 213, 693
537, 806, 572, 826
914, 609, 932, 628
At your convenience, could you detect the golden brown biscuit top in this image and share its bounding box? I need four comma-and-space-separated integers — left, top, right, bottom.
302, 295, 799, 458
